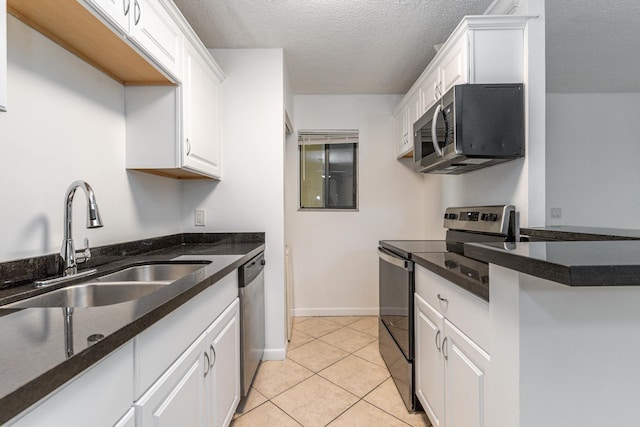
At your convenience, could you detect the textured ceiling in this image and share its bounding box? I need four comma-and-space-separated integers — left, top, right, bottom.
546, 0, 640, 93
174, 1, 640, 94
173, 0, 493, 94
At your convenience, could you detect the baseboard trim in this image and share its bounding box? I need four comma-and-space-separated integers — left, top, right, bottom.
293, 307, 379, 317
262, 347, 286, 361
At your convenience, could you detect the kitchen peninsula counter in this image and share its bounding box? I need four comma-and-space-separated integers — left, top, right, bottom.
465, 240, 640, 286
521, 225, 640, 241
0, 233, 264, 425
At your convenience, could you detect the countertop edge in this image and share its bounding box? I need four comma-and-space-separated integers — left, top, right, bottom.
0, 244, 264, 425
463, 243, 640, 286
464, 243, 573, 285
412, 255, 489, 302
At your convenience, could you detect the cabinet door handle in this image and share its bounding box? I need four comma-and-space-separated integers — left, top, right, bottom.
203, 351, 210, 377
442, 337, 449, 360
435, 330, 441, 352
209, 345, 216, 368
124, 0, 131, 16
186, 138, 191, 156
437, 293, 448, 303
133, 0, 141, 25
434, 82, 439, 100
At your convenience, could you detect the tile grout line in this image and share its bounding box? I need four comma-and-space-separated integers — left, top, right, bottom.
234, 316, 424, 427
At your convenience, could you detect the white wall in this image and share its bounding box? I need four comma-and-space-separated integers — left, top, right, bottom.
422, 0, 547, 236
286, 95, 426, 316
181, 49, 287, 359
0, 16, 182, 262
546, 93, 640, 228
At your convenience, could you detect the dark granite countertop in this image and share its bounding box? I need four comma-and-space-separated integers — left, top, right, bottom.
521, 225, 640, 241
412, 252, 489, 301
0, 233, 264, 425
464, 240, 640, 286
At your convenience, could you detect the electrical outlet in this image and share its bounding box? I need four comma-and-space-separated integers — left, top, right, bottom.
550, 207, 562, 219
194, 209, 206, 226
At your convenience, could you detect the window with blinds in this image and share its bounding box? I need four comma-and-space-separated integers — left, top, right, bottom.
298, 130, 358, 210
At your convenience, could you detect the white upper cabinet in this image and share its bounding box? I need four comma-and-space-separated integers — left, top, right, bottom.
125, 40, 224, 180
182, 40, 222, 178
1, 0, 6, 112
129, 0, 183, 81
82, 0, 184, 81
83, 0, 131, 34
394, 15, 529, 159
396, 92, 420, 158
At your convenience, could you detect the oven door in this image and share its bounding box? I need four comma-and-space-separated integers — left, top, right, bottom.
378, 247, 414, 360
378, 247, 416, 411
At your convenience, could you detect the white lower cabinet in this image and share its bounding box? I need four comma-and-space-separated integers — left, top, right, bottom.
136, 330, 208, 426
415, 265, 490, 427
415, 294, 444, 427
4, 272, 241, 427
135, 298, 240, 427
442, 319, 489, 427
205, 300, 241, 427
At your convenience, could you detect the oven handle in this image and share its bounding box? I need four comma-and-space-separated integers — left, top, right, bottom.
378, 247, 413, 271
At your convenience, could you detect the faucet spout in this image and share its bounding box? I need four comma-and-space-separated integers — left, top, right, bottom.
60, 180, 103, 276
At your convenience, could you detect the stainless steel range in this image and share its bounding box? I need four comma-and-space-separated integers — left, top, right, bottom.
378, 205, 518, 411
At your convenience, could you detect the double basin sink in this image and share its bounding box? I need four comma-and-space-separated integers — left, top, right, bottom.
3, 263, 209, 309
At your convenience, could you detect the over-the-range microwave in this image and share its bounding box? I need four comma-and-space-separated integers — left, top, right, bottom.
413, 83, 525, 174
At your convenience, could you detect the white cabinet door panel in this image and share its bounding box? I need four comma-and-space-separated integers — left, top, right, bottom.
130, 0, 183, 80
182, 41, 221, 178
136, 332, 207, 427
206, 299, 240, 427
444, 319, 490, 427
419, 71, 439, 117
415, 294, 445, 427
439, 37, 468, 95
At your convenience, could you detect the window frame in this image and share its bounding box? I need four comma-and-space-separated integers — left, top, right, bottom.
297, 130, 359, 212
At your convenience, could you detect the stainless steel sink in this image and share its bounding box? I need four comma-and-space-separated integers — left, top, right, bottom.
94, 263, 207, 283
4, 282, 167, 308
4, 263, 209, 308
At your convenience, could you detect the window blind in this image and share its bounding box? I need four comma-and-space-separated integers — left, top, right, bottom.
297, 130, 359, 146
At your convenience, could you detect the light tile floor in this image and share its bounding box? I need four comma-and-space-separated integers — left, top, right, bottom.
232, 316, 432, 427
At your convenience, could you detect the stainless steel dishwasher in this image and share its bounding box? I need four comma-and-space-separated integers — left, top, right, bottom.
238, 252, 265, 398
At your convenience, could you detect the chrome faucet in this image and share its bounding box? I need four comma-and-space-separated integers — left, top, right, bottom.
60, 180, 103, 276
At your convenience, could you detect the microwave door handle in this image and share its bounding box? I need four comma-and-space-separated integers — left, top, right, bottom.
431, 105, 444, 157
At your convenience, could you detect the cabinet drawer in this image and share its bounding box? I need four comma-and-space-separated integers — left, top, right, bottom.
415, 264, 489, 352
134, 271, 238, 398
